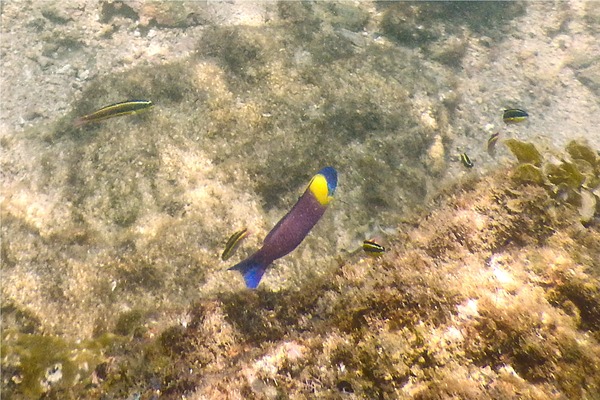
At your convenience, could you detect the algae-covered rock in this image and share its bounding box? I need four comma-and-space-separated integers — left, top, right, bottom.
58, 164, 599, 399
4, 137, 600, 400
380, 2, 525, 47
114, 309, 145, 337
1, 332, 112, 398
325, 2, 370, 31
511, 163, 545, 185
554, 182, 583, 207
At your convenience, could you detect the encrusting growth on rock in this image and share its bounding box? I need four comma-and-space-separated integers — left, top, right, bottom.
5, 141, 598, 399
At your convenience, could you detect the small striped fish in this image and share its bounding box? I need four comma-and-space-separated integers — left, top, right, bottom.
503, 108, 528, 124
74, 100, 153, 126
362, 240, 386, 256
221, 228, 249, 261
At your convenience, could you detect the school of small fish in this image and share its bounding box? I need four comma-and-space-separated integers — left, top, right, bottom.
457, 108, 529, 169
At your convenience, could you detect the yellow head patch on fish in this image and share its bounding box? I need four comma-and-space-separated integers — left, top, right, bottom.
307, 167, 337, 206
308, 173, 335, 206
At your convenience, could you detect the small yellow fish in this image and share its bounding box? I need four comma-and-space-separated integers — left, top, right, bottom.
460, 152, 474, 168
362, 240, 385, 256
503, 108, 528, 124
487, 132, 500, 156
221, 228, 249, 261
74, 100, 153, 127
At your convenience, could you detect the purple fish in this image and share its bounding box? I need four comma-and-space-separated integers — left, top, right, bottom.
229, 167, 338, 288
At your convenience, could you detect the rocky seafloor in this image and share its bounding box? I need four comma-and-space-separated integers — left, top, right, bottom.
2, 2, 600, 399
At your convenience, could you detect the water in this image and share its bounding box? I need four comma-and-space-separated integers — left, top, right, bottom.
2, 2, 599, 398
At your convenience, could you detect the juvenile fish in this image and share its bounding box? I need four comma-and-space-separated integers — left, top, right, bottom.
487, 132, 500, 156
74, 100, 153, 126
221, 228, 249, 261
362, 240, 385, 256
460, 152, 474, 168
503, 108, 528, 124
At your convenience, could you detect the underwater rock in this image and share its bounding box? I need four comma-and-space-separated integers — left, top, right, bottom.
5, 152, 593, 399
40, 2, 74, 25
584, 2, 600, 33
428, 36, 468, 67
575, 61, 600, 97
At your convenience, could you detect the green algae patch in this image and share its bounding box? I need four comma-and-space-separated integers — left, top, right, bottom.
505, 139, 600, 224
511, 163, 545, 185
505, 138, 544, 167
567, 140, 600, 169
546, 161, 586, 189
1, 332, 116, 398
114, 309, 146, 337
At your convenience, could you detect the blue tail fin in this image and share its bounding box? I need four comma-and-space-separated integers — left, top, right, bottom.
229, 257, 266, 289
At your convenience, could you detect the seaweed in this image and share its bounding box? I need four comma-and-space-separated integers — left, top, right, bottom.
506, 139, 600, 223
504, 138, 543, 167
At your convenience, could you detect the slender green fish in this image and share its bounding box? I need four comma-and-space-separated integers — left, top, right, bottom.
487, 132, 500, 156
460, 152, 474, 168
362, 240, 385, 256
74, 100, 153, 126
503, 108, 528, 124
221, 227, 249, 261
